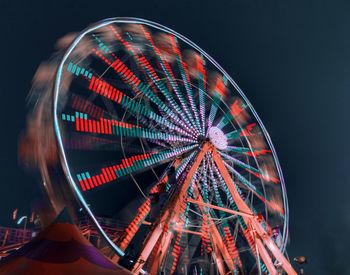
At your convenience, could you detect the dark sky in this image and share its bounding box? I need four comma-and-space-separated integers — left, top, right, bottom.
1, 0, 349, 274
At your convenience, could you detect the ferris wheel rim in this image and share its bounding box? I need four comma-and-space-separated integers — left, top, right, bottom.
53, 17, 290, 260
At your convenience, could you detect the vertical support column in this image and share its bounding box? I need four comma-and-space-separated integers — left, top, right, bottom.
131, 218, 167, 274
211, 250, 226, 275
255, 236, 277, 275
148, 230, 174, 274
132, 143, 210, 274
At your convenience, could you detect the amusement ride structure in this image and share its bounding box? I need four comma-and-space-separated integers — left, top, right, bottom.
6, 18, 298, 274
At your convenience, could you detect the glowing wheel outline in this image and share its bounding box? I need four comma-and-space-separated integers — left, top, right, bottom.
53, 17, 292, 274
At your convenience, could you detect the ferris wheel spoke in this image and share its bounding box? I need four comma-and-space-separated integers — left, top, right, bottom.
224, 145, 272, 158
222, 160, 284, 215
216, 99, 247, 130
145, 139, 174, 150
245, 149, 272, 157
221, 151, 280, 186
76, 144, 197, 191
195, 54, 207, 136
206, 94, 223, 134
175, 151, 197, 179
206, 76, 228, 133
219, 152, 261, 175
140, 27, 200, 134
226, 123, 256, 141
169, 36, 203, 135
69, 93, 108, 119
92, 48, 197, 136
59, 132, 122, 152
87, 73, 195, 139
225, 145, 253, 154
61, 112, 195, 144
107, 26, 199, 135
223, 160, 270, 203
65, 65, 194, 138
65, 64, 123, 106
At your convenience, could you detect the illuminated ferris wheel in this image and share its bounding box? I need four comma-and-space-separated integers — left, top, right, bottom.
53, 18, 296, 275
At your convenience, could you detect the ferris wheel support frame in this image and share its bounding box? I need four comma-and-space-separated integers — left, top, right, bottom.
147, 230, 174, 273
131, 143, 210, 273
211, 250, 226, 275
132, 170, 237, 274
147, 193, 233, 275
129, 142, 296, 275
211, 146, 296, 275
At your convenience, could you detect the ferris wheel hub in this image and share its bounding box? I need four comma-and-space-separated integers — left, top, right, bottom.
208, 127, 228, 150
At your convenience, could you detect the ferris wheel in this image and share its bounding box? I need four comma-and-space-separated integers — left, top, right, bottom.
53, 18, 296, 275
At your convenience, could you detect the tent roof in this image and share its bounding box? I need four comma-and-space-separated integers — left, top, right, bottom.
0, 208, 132, 275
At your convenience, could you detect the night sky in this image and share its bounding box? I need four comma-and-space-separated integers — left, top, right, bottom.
1, 1, 350, 274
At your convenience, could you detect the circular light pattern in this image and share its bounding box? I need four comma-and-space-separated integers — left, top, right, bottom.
53, 18, 291, 274
208, 126, 228, 150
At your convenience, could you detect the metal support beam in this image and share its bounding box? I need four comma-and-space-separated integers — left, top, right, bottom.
132, 143, 210, 274
211, 146, 297, 275
212, 250, 227, 275
148, 230, 174, 274
131, 220, 166, 274
187, 198, 254, 218
173, 227, 202, 236
255, 235, 277, 275
129, 142, 296, 274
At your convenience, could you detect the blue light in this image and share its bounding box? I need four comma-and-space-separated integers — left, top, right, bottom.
17, 216, 27, 225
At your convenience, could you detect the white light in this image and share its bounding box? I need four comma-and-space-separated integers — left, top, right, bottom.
17, 216, 28, 225
208, 127, 228, 150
